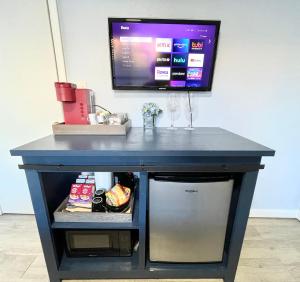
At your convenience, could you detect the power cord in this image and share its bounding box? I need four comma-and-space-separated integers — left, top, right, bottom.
187, 91, 193, 128
93, 104, 112, 114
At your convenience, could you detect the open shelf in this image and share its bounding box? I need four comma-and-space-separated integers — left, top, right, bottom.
59, 251, 139, 279
52, 196, 139, 229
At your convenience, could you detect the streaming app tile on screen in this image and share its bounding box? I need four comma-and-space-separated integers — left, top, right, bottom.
186, 80, 202, 87
173, 38, 189, 53
155, 38, 172, 52
187, 68, 203, 80
170, 80, 186, 87
155, 67, 171, 80
188, 53, 204, 67
156, 53, 171, 66
172, 54, 188, 67
189, 39, 205, 52
171, 68, 187, 80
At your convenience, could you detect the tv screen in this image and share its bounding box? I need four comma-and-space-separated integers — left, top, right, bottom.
108, 18, 220, 91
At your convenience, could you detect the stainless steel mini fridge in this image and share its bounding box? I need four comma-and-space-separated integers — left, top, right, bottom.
149, 174, 234, 263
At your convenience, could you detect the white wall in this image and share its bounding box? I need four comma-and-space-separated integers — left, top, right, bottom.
0, 0, 299, 216
0, 0, 62, 213
58, 0, 300, 215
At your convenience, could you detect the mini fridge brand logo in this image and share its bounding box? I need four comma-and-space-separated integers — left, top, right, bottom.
185, 189, 198, 193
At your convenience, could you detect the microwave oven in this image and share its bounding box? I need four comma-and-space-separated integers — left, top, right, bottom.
65, 230, 132, 257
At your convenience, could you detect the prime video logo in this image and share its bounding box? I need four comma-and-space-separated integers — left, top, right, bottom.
121, 25, 129, 30
174, 43, 187, 49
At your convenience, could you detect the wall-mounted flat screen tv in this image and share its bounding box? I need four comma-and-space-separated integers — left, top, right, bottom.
109, 18, 220, 91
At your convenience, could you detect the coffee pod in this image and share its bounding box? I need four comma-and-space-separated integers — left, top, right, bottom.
92, 197, 105, 212
94, 189, 106, 205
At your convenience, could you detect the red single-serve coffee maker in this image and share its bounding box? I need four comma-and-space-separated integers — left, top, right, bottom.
55, 82, 93, 124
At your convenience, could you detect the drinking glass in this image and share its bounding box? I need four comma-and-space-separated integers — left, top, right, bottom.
184, 92, 195, 130
167, 93, 179, 130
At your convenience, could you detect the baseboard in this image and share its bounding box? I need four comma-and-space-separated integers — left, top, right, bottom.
250, 208, 299, 219
1, 207, 298, 219
297, 209, 300, 221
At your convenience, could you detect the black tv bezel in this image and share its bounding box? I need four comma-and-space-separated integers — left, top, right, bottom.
108, 18, 221, 92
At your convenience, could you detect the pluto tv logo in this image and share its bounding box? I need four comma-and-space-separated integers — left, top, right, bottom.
190, 39, 204, 52
156, 53, 171, 66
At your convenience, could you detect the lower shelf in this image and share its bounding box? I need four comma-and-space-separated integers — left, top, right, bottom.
59, 251, 139, 274
58, 254, 224, 280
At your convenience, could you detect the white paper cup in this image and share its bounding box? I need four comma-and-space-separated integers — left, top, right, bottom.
95, 172, 112, 191
88, 113, 98, 125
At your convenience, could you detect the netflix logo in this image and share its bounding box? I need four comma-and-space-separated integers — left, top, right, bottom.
155, 38, 172, 52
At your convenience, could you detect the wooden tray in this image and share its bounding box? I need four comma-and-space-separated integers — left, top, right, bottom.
53, 193, 134, 223
52, 120, 131, 135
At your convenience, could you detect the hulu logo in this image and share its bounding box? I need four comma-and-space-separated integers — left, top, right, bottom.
173, 57, 186, 64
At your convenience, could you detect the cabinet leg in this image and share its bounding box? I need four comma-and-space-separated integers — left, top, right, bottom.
223, 172, 259, 282
49, 276, 60, 282
224, 267, 237, 282
224, 276, 234, 282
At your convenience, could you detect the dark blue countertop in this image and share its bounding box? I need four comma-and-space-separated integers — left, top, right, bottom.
10, 127, 275, 158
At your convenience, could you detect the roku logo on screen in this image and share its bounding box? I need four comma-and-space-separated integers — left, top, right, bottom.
120, 25, 129, 30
